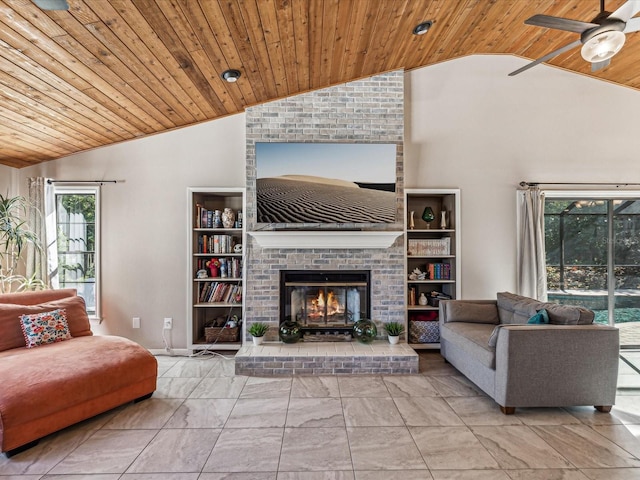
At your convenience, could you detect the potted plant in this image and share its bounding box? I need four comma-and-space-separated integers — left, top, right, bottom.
384, 321, 405, 345
0, 193, 42, 293
248, 322, 269, 346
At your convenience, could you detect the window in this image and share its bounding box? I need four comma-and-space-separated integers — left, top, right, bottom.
544, 193, 640, 347
53, 187, 100, 318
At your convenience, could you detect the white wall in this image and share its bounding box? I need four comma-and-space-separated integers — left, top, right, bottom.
9, 54, 640, 347
16, 114, 246, 349
0, 164, 18, 196
405, 55, 640, 299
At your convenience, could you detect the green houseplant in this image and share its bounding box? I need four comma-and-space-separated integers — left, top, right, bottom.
0, 193, 42, 293
248, 322, 269, 345
384, 321, 405, 344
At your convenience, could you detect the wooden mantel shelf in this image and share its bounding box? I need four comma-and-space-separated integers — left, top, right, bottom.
248, 230, 402, 249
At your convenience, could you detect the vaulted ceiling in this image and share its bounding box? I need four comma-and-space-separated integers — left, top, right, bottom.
1, 0, 638, 168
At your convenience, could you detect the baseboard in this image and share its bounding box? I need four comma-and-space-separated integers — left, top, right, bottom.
148, 348, 191, 357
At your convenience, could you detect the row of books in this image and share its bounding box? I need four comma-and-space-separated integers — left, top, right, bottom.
195, 205, 241, 229
198, 282, 243, 304
426, 263, 451, 280
197, 235, 238, 254
195, 258, 242, 278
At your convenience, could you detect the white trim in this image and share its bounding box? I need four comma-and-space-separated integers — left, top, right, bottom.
52, 185, 101, 319
248, 230, 402, 249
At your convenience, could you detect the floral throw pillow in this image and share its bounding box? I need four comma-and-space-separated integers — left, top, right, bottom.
19, 308, 72, 348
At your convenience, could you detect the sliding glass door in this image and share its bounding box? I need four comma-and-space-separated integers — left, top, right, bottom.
545, 195, 640, 348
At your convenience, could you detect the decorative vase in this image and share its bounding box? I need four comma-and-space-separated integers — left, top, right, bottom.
388, 335, 400, 345
409, 211, 415, 230
252, 336, 264, 346
440, 210, 447, 229
352, 319, 377, 344
279, 319, 302, 343
418, 293, 428, 305
222, 208, 235, 228
422, 207, 435, 229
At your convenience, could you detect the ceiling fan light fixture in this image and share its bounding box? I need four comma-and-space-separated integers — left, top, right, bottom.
221, 69, 241, 82
413, 21, 433, 35
581, 30, 626, 63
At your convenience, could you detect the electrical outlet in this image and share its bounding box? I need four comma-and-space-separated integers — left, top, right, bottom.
133, 317, 140, 329
163, 317, 173, 330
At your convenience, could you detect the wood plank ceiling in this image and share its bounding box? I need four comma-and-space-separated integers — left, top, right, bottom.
0, 0, 637, 168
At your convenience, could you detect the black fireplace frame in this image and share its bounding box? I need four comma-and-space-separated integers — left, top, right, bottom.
279, 270, 371, 335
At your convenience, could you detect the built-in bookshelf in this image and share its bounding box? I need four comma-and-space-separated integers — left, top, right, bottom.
405, 189, 461, 350
188, 188, 245, 352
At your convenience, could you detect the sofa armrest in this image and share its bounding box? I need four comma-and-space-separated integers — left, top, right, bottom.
439, 299, 498, 325
494, 325, 619, 408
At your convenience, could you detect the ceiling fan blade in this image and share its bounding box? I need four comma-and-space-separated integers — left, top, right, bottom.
592, 59, 611, 71
525, 14, 598, 33
32, 0, 68, 10
624, 16, 640, 32
508, 39, 582, 76
609, 0, 640, 22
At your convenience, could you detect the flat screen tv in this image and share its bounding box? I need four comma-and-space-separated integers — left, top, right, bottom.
255, 142, 397, 226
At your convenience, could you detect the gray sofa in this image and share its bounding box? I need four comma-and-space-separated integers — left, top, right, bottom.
439, 292, 619, 414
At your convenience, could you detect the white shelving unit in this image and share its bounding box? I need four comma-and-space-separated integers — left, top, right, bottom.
405, 189, 461, 350
187, 187, 246, 352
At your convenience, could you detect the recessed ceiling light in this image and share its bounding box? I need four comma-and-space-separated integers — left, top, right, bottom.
413, 21, 433, 36
221, 69, 241, 83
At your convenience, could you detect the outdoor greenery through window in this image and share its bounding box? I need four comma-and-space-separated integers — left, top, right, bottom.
54, 188, 99, 317
544, 196, 640, 345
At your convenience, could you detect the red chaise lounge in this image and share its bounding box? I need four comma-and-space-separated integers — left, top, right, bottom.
0, 289, 157, 456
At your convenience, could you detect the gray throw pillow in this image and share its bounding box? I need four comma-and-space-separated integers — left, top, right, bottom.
446, 302, 499, 324
542, 303, 580, 325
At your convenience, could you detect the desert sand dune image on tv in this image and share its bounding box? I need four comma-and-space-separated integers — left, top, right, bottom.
256, 143, 397, 224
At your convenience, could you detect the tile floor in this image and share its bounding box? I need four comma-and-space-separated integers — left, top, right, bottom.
1, 351, 640, 480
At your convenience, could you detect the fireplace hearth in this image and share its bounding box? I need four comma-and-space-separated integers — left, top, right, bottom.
280, 270, 370, 341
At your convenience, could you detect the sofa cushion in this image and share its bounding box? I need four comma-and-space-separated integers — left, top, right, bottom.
445, 302, 500, 324
541, 304, 579, 325
20, 309, 72, 348
528, 309, 550, 324
440, 322, 497, 369
539, 303, 593, 325
0, 289, 76, 306
0, 296, 92, 352
0, 335, 158, 450
496, 292, 543, 324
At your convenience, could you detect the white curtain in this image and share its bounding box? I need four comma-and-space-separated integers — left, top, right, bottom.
516, 186, 547, 300
26, 178, 57, 288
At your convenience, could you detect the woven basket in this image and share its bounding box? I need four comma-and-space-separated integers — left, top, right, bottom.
205, 326, 239, 343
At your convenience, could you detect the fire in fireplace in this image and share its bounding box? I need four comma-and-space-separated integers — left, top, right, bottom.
280, 270, 370, 341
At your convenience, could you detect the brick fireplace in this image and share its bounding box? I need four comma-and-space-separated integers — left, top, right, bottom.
237, 70, 417, 375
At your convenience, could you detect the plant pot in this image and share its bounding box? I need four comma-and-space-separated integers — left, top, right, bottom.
252, 336, 264, 346
388, 335, 399, 345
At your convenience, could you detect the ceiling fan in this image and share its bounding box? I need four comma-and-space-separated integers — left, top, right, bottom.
32, 0, 68, 10
509, 0, 640, 76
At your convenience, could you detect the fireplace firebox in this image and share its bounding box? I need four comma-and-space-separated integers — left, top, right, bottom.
280, 270, 370, 341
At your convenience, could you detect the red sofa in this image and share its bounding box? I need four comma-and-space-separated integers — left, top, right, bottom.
0, 289, 157, 456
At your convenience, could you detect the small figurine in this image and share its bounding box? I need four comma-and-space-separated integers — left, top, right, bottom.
196, 269, 208, 279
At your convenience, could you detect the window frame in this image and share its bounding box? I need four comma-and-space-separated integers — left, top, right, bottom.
543, 189, 640, 327
52, 185, 101, 320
